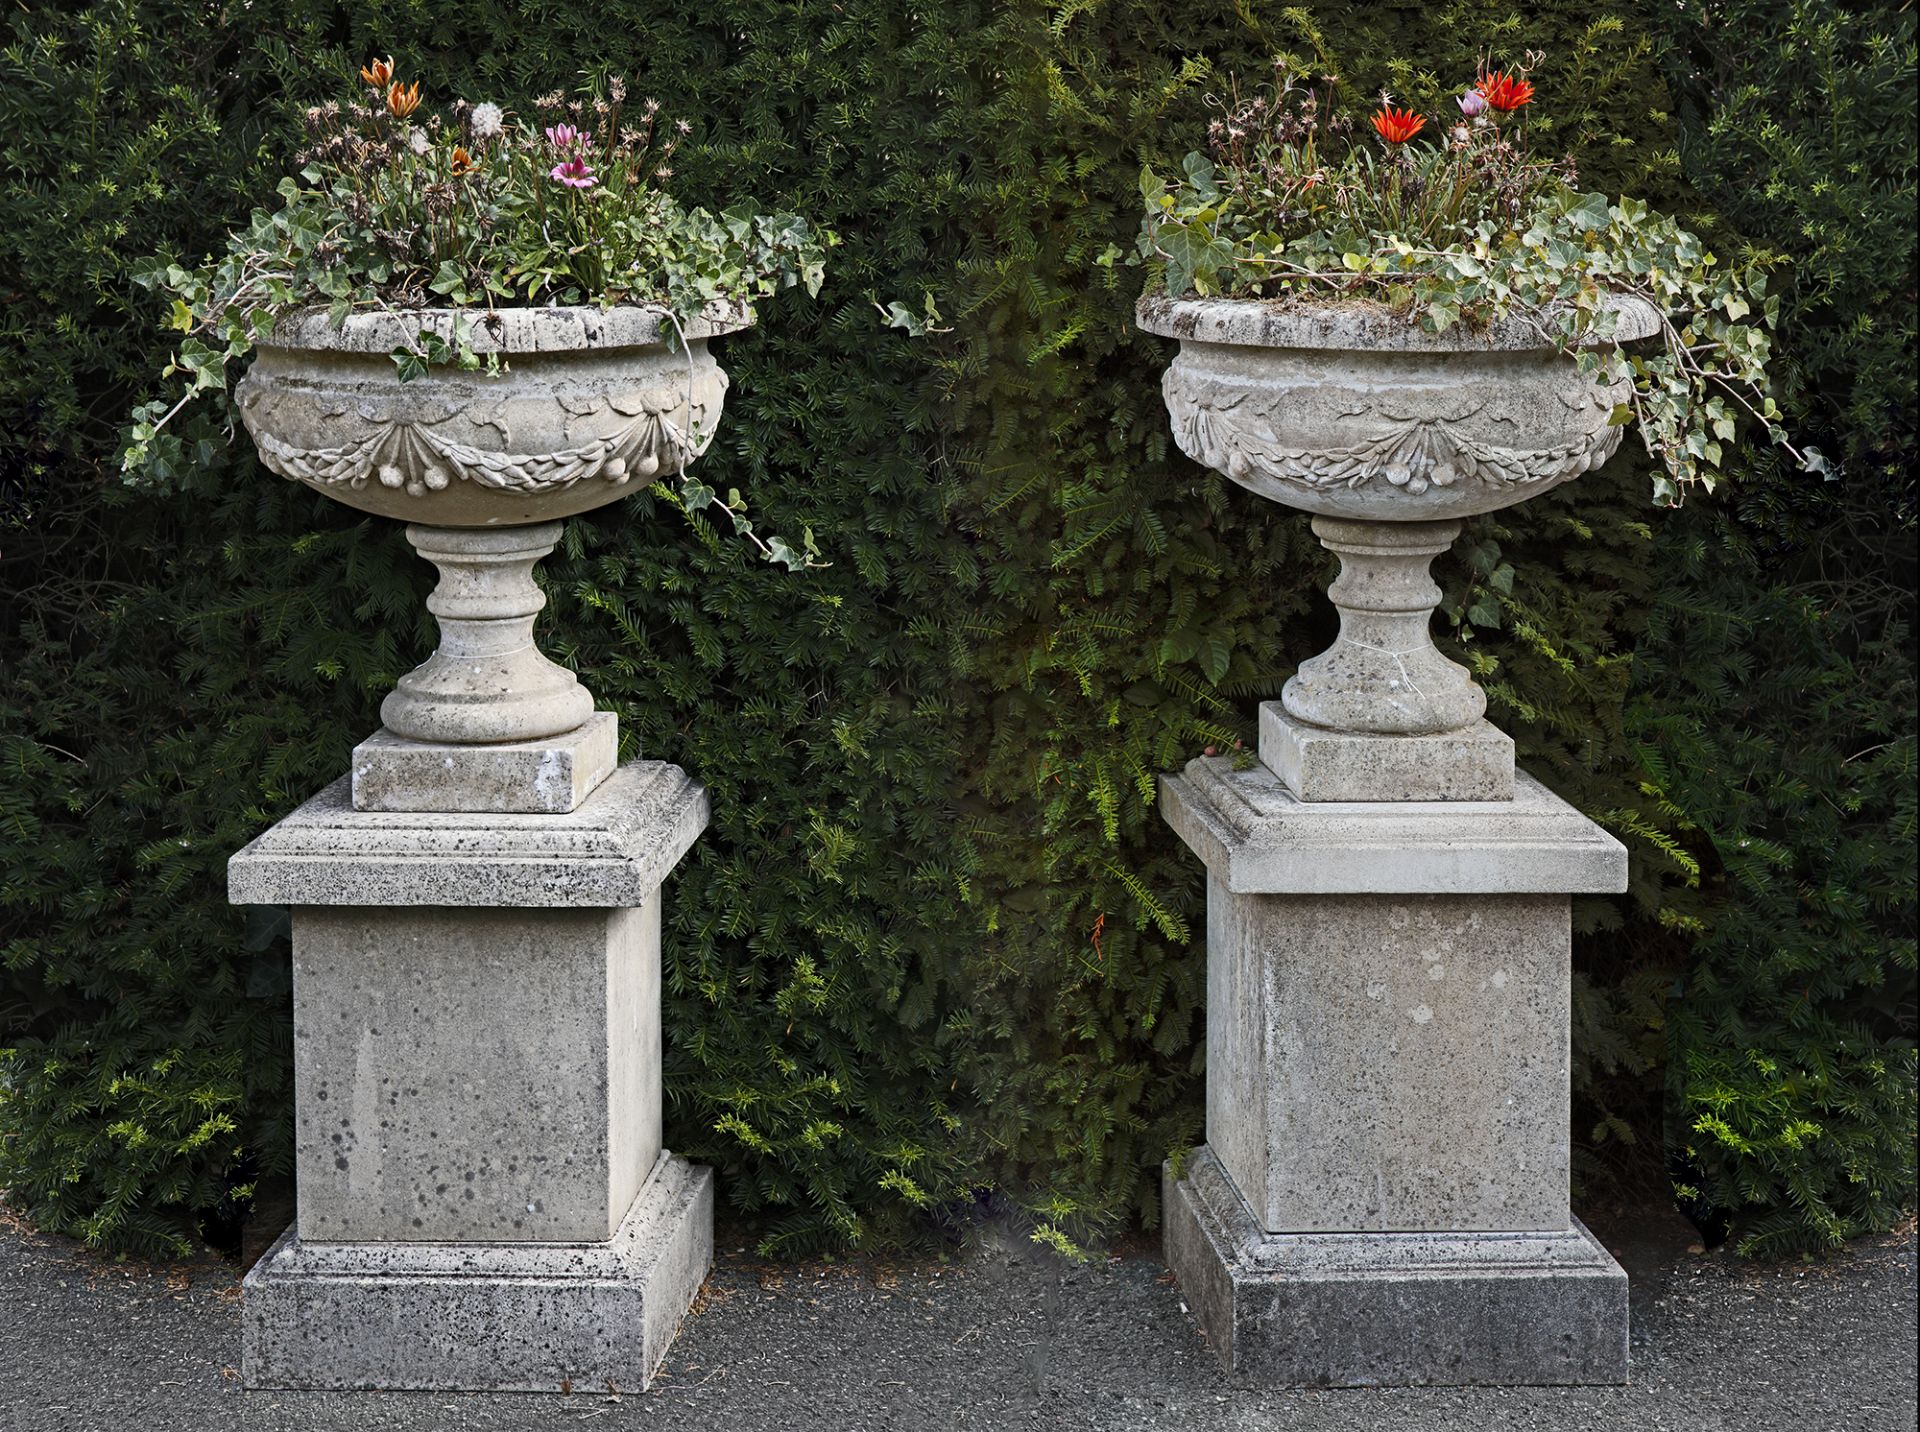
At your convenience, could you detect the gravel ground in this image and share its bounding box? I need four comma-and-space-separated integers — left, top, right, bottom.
1, 1201, 1913, 1432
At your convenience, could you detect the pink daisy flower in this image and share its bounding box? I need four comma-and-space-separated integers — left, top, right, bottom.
550, 155, 597, 188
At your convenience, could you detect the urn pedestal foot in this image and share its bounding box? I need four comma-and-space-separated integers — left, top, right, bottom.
380, 522, 595, 747
1280, 517, 1486, 739
228, 762, 711, 1392
1163, 1149, 1628, 1387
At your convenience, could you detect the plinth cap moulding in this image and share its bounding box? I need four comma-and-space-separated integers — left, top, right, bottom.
1160, 756, 1628, 896
228, 761, 709, 909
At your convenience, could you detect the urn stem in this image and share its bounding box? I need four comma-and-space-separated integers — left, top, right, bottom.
379, 523, 595, 745
1280, 516, 1486, 737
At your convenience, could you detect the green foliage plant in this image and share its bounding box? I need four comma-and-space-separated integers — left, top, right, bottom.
1128, 57, 1825, 503
120, 58, 833, 566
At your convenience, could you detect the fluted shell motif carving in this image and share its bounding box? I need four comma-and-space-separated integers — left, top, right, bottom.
1160, 345, 1633, 522
235, 306, 742, 526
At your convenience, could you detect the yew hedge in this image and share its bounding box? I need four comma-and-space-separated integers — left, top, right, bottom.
2, 0, 1911, 1259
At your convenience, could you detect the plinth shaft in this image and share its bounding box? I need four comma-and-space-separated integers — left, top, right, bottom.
1206, 879, 1569, 1234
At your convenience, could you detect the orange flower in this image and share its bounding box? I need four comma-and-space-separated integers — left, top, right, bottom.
1474, 70, 1535, 113
1370, 105, 1427, 145
386, 80, 421, 119
359, 56, 393, 89
449, 146, 477, 176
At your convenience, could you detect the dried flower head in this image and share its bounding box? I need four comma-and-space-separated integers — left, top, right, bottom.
469, 102, 504, 139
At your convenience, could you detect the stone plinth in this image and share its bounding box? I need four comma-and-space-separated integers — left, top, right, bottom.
1158, 755, 1630, 1386
230, 760, 711, 1392
245, 1156, 713, 1393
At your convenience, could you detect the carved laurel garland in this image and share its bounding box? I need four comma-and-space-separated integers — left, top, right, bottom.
240, 387, 721, 498
1162, 366, 1624, 497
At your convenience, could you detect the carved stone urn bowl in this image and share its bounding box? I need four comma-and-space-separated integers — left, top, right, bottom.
236, 302, 749, 752
1139, 293, 1659, 755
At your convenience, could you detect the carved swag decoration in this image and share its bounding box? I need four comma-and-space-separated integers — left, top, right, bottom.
240, 385, 723, 499
1162, 367, 1624, 497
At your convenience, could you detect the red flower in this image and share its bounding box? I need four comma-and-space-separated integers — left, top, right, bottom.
1370, 105, 1427, 145
1474, 70, 1535, 113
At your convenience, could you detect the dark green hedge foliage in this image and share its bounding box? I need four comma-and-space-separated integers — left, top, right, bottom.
2, 0, 1911, 1258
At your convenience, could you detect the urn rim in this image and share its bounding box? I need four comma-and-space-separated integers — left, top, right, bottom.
258, 299, 755, 357
1135, 292, 1661, 353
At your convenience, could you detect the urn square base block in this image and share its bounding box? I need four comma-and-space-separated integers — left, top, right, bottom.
1260, 703, 1514, 802
351, 710, 619, 815
243, 1154, 713, 1393
1164, 1149, 1628, 1387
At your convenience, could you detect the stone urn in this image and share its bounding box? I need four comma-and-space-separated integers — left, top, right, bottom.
237, 301, 748, 809
1143, 294, 1659, 1386
1137, 293, 1660, 800
229, 303, 741, 1389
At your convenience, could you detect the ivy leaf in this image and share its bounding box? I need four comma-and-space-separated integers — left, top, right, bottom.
1566, 192, 1613, 232
1466, 596, 1504, 628
1156, 223, 1234, 297
1179, 151, 1219, 203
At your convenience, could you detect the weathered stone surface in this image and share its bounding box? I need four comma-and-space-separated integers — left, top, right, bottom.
243, 1154, 713, 1392
1277, 518, 1488, 737
1159, 755, 1627, 896
1204, 876, 1570, 1233
1164, 1149, 1628, 1387
1137, 294, 1657, 745
1138, 292, 1661, 355
229, 760, 709, 908
292, 899, 662, 1244
234, 758, 714, 1391
1135, 293, 1658, 523
352, 711, 619, 814
1261, 703, 1514, 802
237, 301, 748, 527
